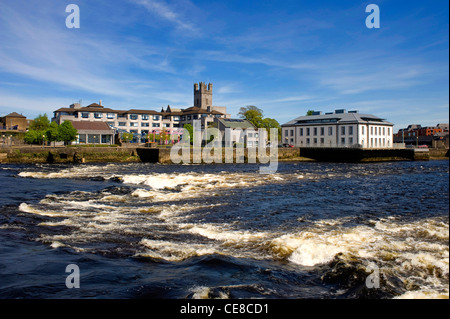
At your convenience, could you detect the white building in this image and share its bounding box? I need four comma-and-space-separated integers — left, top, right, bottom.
281, 109, 394, 149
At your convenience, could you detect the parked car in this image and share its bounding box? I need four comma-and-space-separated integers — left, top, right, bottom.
279, 143, 294, 148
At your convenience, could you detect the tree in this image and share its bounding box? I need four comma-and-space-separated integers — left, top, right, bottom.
306, 110, 315, 116
121, 132, 133, 144
46, 122, 59, 147
261, 118, 281, 141
238, 105, 264, 128
29, 114, 50, 131
25, 114, 51, 145
183, 124, 194, 144
24, 130, 44, 145
57, 121, 78, 145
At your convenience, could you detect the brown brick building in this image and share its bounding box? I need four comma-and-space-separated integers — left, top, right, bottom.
0, 112, 30, 131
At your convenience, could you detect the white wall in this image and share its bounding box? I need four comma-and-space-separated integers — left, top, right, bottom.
283, 124, 393, 148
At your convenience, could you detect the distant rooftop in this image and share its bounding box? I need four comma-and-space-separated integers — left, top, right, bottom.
218, 118, 256, 129
282, 109, 393, 127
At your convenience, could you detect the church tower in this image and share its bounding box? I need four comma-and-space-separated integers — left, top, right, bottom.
194, 82, 213, 109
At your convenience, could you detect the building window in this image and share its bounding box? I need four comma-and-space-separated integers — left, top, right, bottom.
187, 116, 192, 120
362, 126, 365, 135
388, 128, 391, 136
152, 123, 160, 128
130, 122, 139, 127
349, 126, 353, 135
94, 112, 103, 119
371, 127, 374, 135
306, 128, 310, 136
78, 134, 87, 144
88, 134, 100, 144
153, 115, 160, 121
291, 130, 294, 137
313, 138, 318, 144
181, 116, 186, 121
349, 137, 353, 145
118, 122, 126, 127
306, 138, 310, 144
320, 127, 325, 136
164, 123, 170, 128
173, 116, 180, 121
285, 130, 288, 138
341, 126, 346, 135
129, 114, 138, 120
193, 115, 198, 120
101, 135, 111, 144
313, 128, 318, 136
383, 127, 385, 136
142, 115, 149, 121
328, 127, 333, 136
300, 128, 303, 136
141, 123, 150, 127
81, 112, 89, 119
341, 137, 346, 145
107, 113, 115, 119
320, 138, 325, 144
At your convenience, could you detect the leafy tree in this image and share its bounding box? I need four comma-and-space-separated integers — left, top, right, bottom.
183, 124, 194, 144
24, 130, 44, 145
121, 132, 134, 143
306, 110, 315, 116
57, 121, 78, 145
25, 114, 51, 144
238, 106, 264, 128
29, 114, 50, 131
46, 122, 59, 147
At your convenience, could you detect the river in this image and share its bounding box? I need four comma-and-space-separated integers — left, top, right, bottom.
0, 160, 448, 299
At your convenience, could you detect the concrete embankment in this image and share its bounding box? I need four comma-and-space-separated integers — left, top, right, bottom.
1, 146, 448, 164
137, 147, 305, 164
0, 146, 140, 164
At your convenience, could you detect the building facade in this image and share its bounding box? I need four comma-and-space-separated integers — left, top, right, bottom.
0, 112, 30, 132
71, 121, 115, 145
52, 82, 231, 143
281, 109, 394, 149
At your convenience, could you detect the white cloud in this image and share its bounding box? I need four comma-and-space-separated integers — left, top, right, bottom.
130, 0, 196, 31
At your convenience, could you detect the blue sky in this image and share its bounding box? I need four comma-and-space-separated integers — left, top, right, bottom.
0, 0, 448, 130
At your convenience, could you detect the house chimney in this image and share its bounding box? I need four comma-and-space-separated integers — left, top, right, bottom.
99, 100, 102, 106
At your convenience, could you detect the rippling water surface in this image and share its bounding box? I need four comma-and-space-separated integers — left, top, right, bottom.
0, 161, 448, 299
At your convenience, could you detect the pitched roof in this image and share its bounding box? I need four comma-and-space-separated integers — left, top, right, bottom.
4, 112, 26, 118
71, 121, 113, 132
218, 118, 256, 129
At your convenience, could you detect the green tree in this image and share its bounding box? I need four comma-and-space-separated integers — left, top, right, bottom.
306, 110, 315, 116
183, 124, 194, 144
46, 122, 59, 147
24, 130, 44, 145
238, 105, 264, 128
121, 132, 133, 143
25, 114, 51, 145
261, 117, 281, 140
57, 121, 78, 145
30, 114, 50, 131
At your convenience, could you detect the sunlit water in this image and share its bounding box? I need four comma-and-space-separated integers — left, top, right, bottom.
0, 161, 448, 299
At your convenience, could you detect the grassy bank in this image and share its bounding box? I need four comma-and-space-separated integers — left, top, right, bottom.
2, 147, 140, 164
1, 146, 448, 164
